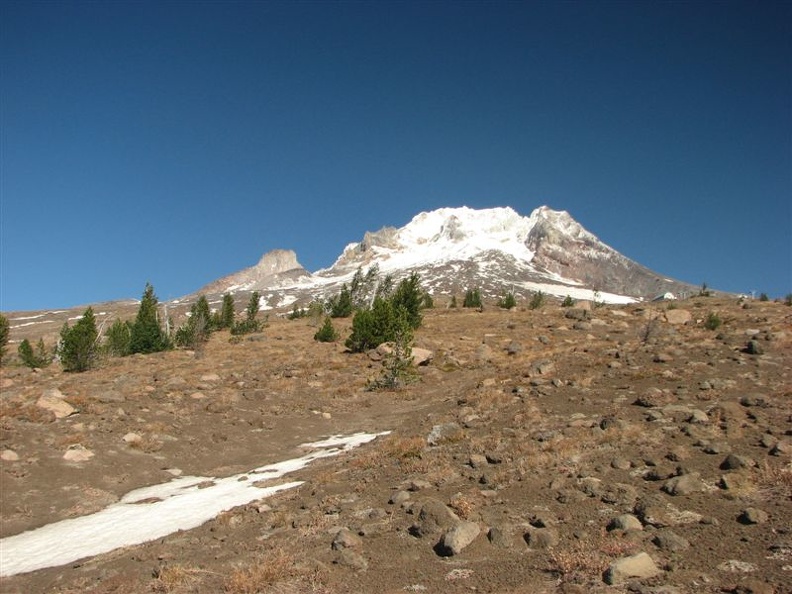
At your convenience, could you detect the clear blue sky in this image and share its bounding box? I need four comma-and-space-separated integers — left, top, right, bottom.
2, 1, 790, 311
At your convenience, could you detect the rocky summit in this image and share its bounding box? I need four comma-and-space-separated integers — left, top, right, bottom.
1, 295, 790, 593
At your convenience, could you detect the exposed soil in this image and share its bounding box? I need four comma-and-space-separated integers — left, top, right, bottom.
1, 297, 790, 594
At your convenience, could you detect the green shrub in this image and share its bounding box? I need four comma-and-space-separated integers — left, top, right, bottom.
215, 293, 235, 329
463, 289, 482, 308
561, 295, 575, 308
287, 304, 307, 320
0, 313, 9, 365
314, 317, 338, 342
59, 307, 99, 372
328, 285, 354, 318
704, 311, 722, 331
498, 292, 517, 309
18, 338, 52, 368
699, 283, 711, 297
785, 294, 792, 306
758, 293, 769, 302
391, 272, 424, 330
528, 291, 546, 310
449, 295, 457, 308
366, 328, 417, 391
422, 293, 434, 309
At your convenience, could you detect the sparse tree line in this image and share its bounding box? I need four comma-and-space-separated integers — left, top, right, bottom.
0, 283, 267, 372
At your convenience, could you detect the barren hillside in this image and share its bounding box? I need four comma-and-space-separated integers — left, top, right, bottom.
1, 297, 790, 593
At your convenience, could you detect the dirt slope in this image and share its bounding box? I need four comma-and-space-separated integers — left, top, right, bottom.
1, 297, 790, 593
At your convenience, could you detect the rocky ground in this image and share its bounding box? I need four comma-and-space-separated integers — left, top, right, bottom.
1, 297, 790, 594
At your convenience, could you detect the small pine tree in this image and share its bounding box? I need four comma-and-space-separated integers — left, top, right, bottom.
328, 285, 354, 318
704, 311, 722, 331
449, 295, 457, 308
422, 293, 434, 309
59, 307, 99, 372
314, 317, 338, 342
561, 295, 575, 307
699, 282, 711, 297
104, 319, 132, 357
130, 283, 170, 354
287, 303, 307, 320
758, 293, 769, 302
217, 294, 235, 329
175, 295, 213, 348
231, 292, 263, 335
366, 327, 417, 391
19, 338, 52, 368
528, 291, 546, 310
0, 313, 9, 365
463, 289, 482, 308
785, 294, 792, 306
498, 291, 517, 309
391, 272, 424, 330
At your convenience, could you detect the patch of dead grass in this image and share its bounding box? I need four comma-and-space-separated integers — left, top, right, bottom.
224, 551, 295, 593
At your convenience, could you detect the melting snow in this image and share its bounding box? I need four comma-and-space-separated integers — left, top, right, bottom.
0, 431, 389, 577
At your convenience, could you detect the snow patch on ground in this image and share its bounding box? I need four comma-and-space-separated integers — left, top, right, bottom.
0, 431, 389, 577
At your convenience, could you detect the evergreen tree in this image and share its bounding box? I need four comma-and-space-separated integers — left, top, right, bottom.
391, 272, 423, 330
59, 307, 99, 372
328, 284, 354, 318
498, 291, 517, 309
19, 338, 52, 368
231, 292, 263, 335
175, 295, 213, 347
104, 319, 132, 357
130, 283, 170, 354
528, 290, 546, 310
561, 295, 575, 307
463, 288, 482, 308
314, 317, 339, 342
346, 297, 412, 353
0, 313, 9, 365
449, 295, 458, 308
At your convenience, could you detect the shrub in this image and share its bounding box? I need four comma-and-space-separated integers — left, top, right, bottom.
287, 303, 306, 320
463, 289, 482, 308
314, 317, 338, 342
699, 282, 711, 297
104, 319, 132, 357
498, 292, 517, 309
18, 338, 52, 368
758, 293, 769, 302
704, 311, 722, 331
366, 328, 417, 391
528, 290, 546, 310
786, 294, 792, 306
0, 313, 9, 365
59, 307, 99, 372
422, 292, 434, 309
561, 295, 575, 308
129, 283, 171, 354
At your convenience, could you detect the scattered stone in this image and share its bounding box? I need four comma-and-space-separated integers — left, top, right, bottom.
98, 390, 125, 403
122, 432, 143, 444
729, 578, 777, 594
36, 389, 76, 419
63, 445, 94, 462
469, 454, 488, 469
607, 514, 643, 532
738, 508, 769, 525
200, 373, 221, 382
687, 409, 709, 424
332, 528, 363, 551
717, 559, 758, 573
524, 527, 559, 549
611, 457, 632, 470
411, 347, 433, 366
487, 524, 514, 548
635, 388, 673, 408
389, 491, 411, 505
505, 341, 522, 355
604, 552, 662, 585
663, 474, 705, 496
744, 340, 763, 355
437, 521, 480, 556
427, 423, 463, 446
410, 499, 460, 538
333, 549, 368, 571
770, 440, 791, 457
665, 309, 692, 325
1, 450, 20, 461
720, 453, 755, 470
652, 530, 690, 552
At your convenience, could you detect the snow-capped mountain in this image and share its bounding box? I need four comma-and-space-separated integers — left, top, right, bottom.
198, 205, 696, 309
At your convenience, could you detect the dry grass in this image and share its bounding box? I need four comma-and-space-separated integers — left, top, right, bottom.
0, 400, 55, 424
756, 460, 792, 500
128, 434, 164, 453
547, 533, 641, 583
151, 564, 215, 593
224, 551, 295, 593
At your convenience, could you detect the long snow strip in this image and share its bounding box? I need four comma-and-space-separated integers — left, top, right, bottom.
0, 431, 389, 577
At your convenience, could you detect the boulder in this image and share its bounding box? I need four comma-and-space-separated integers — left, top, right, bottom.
604, 552, 662, 585
437, 521, 480, 556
